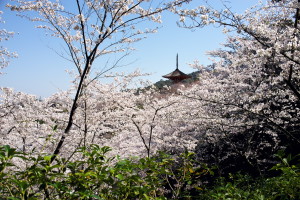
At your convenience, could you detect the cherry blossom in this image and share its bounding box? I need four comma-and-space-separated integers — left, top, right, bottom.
0, 11, 17, 72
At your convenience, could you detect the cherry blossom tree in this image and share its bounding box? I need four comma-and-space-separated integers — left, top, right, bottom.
172, 0, 300, 175
6, 0, 192, 161
177, 0, 300, 102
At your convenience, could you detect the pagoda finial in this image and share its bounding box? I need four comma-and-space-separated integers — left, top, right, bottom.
176, 53, 179, 70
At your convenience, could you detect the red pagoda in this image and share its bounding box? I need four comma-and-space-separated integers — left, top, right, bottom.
162, 54, 191, 83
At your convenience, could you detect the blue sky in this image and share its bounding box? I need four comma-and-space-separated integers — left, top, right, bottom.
0, 0, 258, 98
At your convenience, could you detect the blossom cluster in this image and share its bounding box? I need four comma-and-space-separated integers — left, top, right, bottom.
0, 11, 17, 72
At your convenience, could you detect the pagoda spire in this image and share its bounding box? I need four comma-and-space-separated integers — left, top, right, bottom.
176, 53, 179, 70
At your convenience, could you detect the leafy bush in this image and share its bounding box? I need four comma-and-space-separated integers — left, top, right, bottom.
1, 145, 299, 200
202, 150, 300, 200
0, 145, 210, 199
259, 151, 300, 200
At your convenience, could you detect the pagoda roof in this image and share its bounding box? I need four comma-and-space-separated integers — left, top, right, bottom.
162, 68, 191, 81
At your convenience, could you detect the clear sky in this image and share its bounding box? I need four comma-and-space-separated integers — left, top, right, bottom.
0, 0, 259, 98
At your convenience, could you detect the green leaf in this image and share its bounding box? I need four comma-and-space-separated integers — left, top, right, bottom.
44, 155, 52, 162
283, 158, 288, 165
116, 174, 124, 180
143, 194, 150, 200
7, 197, 21, 200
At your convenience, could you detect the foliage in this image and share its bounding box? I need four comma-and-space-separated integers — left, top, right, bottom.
0, 144, 211, 200
1, 145, 300, 200
202, 151, 300, 200
261, 150, 300, 199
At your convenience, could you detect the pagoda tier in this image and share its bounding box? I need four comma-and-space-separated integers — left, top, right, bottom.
162, 68, 191, 82
162, 54, 191, 83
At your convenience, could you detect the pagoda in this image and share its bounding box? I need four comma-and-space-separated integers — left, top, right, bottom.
162, 54, 191, 83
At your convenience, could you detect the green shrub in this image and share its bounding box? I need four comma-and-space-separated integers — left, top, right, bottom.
202, 150, 300, 200
259, 150, 300, 200
2, 145, 299, 200
0, 145, 210, 199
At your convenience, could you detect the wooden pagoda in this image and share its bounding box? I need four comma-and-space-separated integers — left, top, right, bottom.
162, 54, 191, 83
